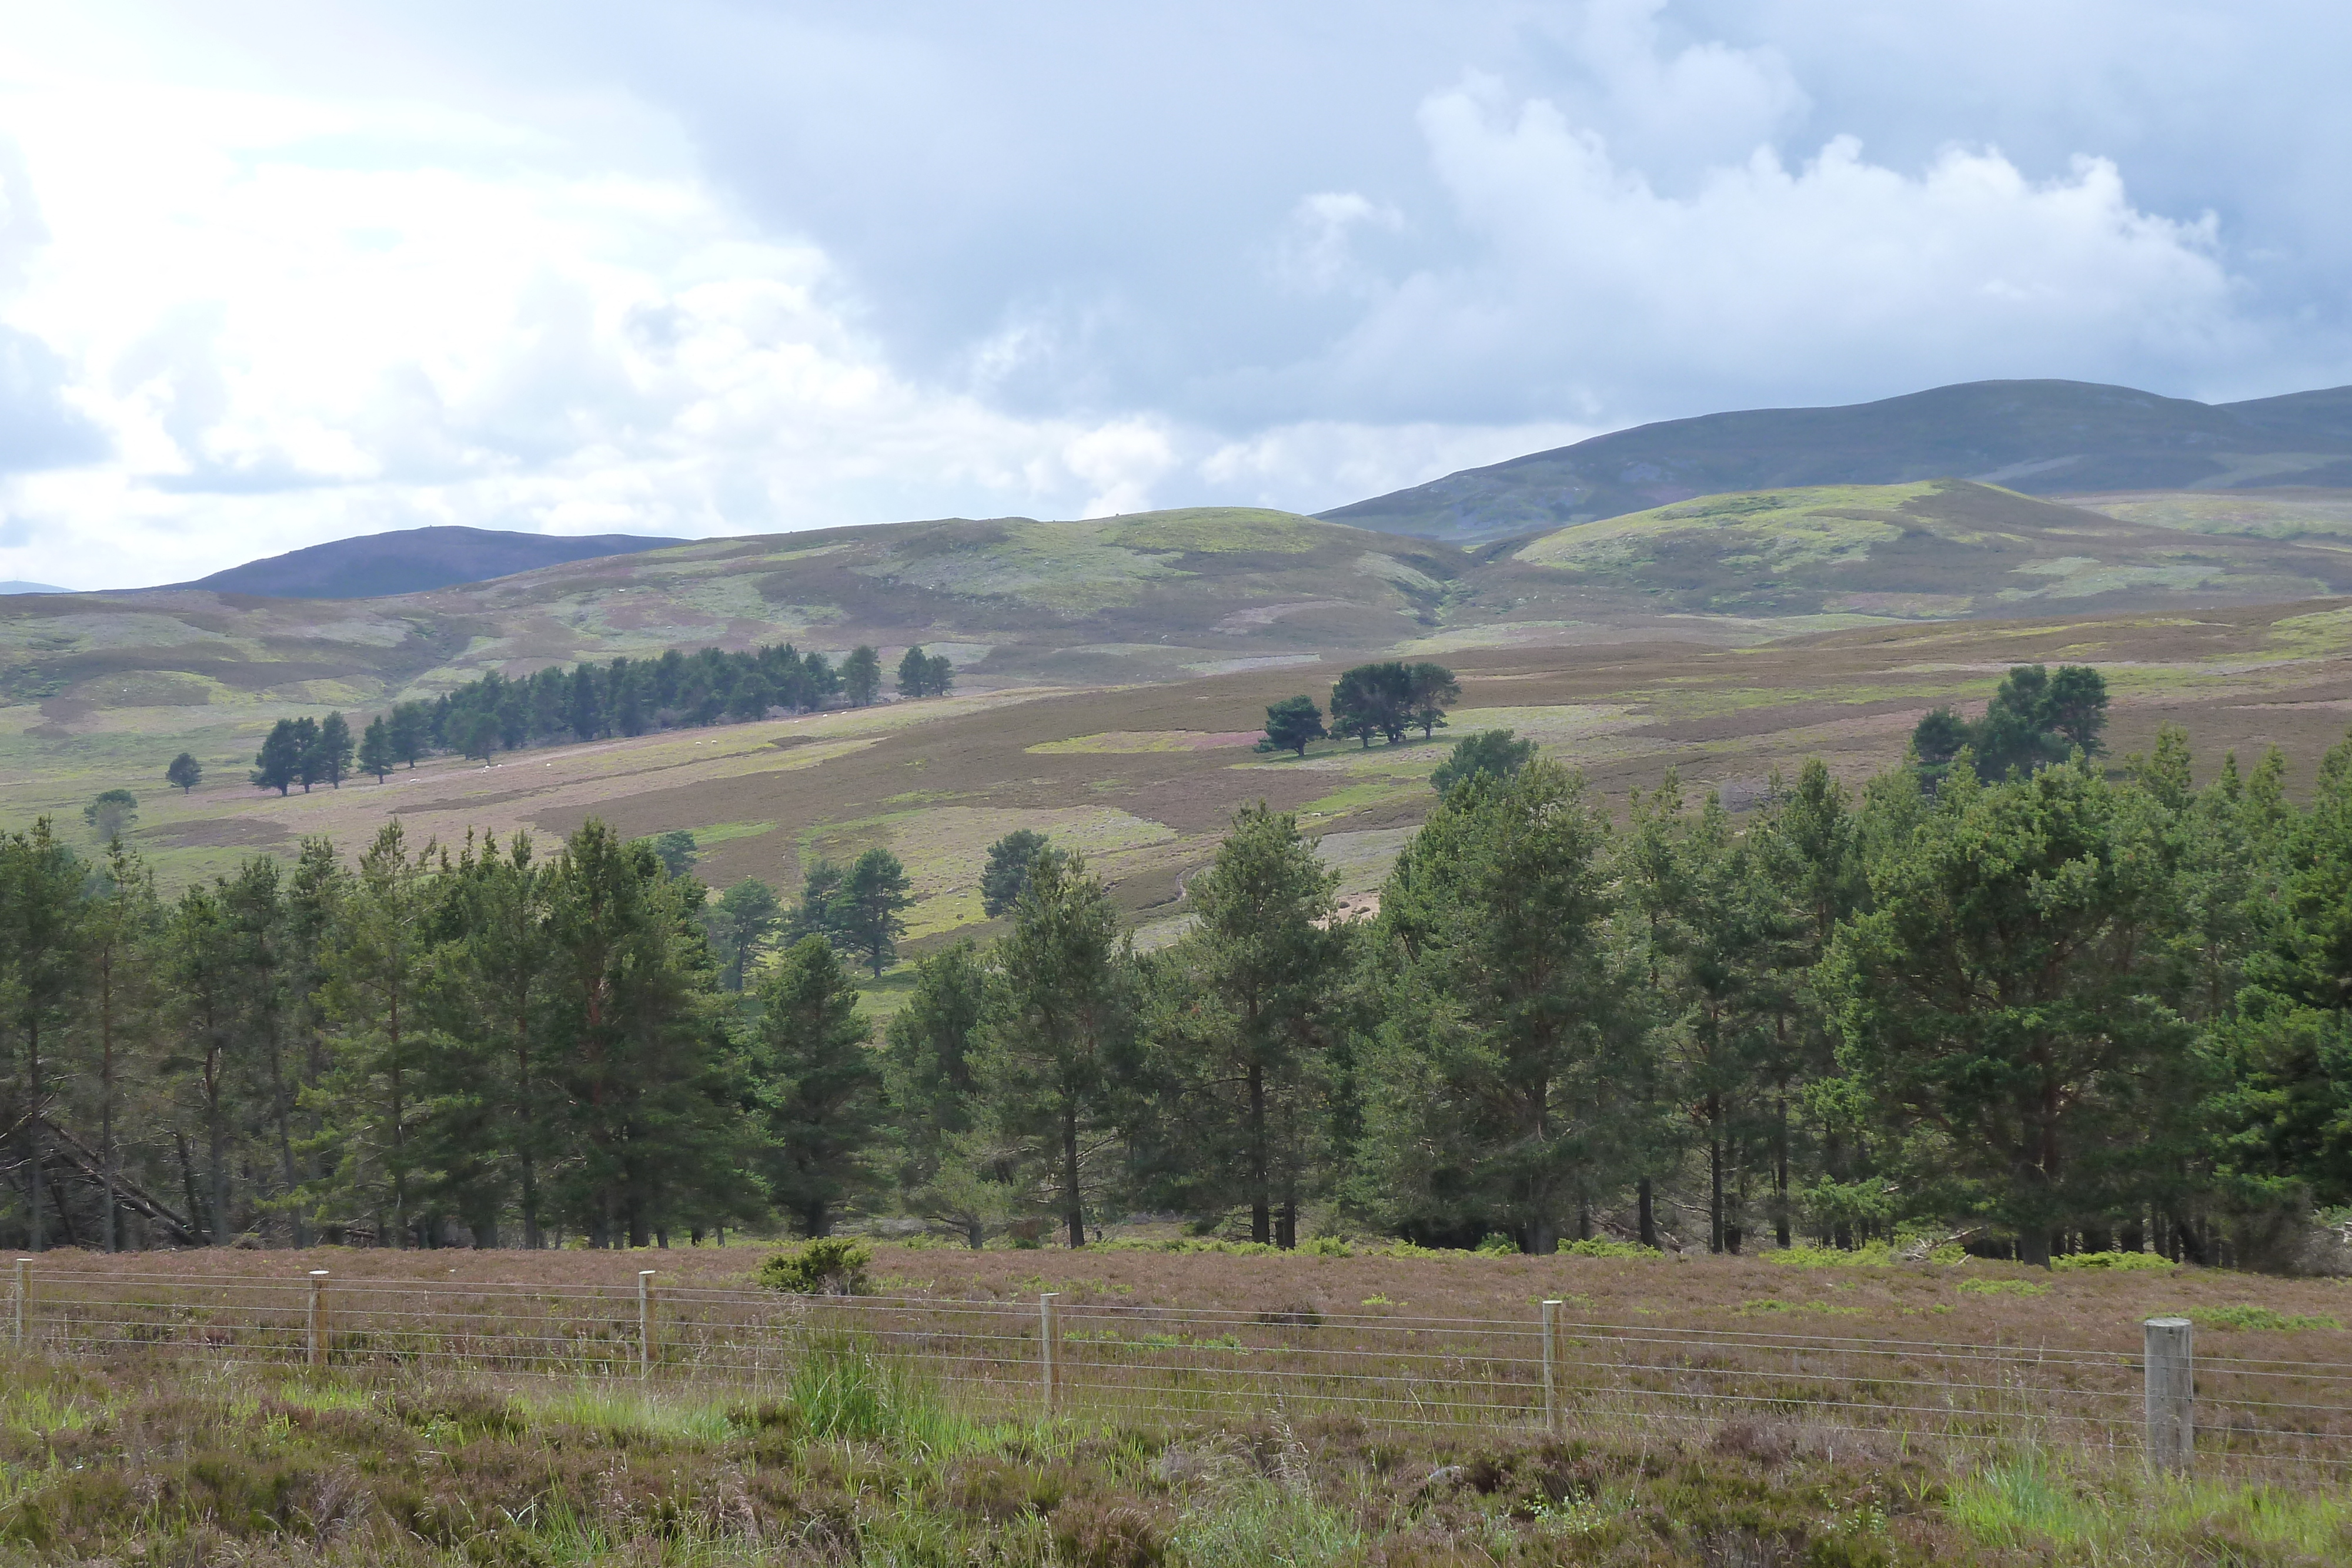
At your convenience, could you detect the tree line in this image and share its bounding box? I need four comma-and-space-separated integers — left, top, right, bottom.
10, 663, 2352, 1269
233, 640, 958, 793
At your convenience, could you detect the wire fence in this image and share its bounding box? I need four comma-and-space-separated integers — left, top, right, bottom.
10, 1259, 2351, 1477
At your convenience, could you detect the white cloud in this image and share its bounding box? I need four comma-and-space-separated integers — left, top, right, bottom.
1296, 81, 2247, 419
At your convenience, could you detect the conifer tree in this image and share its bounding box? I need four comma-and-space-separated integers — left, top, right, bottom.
166, 751, 203, 794
977, 848, 1135, 1247
754, 935, 881, 1236
317, 711, 355, 787
836, 847, 913, 977
358, 717, 395, 782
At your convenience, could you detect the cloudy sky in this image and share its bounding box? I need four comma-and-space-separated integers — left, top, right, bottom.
0, 1, 2343, 587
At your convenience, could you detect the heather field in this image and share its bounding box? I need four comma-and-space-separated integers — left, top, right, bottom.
6, 1245, 2352, 1564
8, 594, 2352, 961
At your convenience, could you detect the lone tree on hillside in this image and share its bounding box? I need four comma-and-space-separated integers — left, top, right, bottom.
83, 789, 138, 841
648, 830, 700, 880
842, 646, 883, 707
1256, 695, 1327, 758
165, 752, 202, 794
358, 717, 395, 782
980, 828, 1047, 917
1430, 729, 1536, 795
1913, 664, 2109, 784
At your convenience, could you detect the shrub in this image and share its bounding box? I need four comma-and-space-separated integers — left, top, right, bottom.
1558, 1238, 1659, 1259
2052, 1250, 2176, 1272
2189, 1304, 2343, 1332
1766, 1241, 1897, 1268
758, 1238, 873, 1295
1299, 1236, 1353, 1257
1956, 1278, 2049, 1297
1474, 1233, 1518, 1256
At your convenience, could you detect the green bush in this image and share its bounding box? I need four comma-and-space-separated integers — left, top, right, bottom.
758, 1238, 873, 1295
1474, 1233, 1518, 1256
1956, 1278, 2048, 1297
1767, 1241, 1898, 1268
2189, 1304, 2342, 1332
2052, 1250, 2176, 1272
1556, 1238, 1659, 1259
1299, 1236, 1353, 1257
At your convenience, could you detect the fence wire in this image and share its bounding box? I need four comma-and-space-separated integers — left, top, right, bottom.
8, 1265, 2350, 1473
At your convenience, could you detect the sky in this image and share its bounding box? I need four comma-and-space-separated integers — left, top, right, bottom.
0, 0, 2344, 589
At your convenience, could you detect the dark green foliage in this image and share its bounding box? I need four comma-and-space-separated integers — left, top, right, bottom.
1141, 804, 1348, 1247
1428, 729, 1535, 795
316, 711, 354, 787
753, 936, 881, 1236
1406, 661, 1459, 738
356, 717, 393, 781
757, 1236, 873, 1293
1911, 664, 2109, 783
980, 829, 1047, 918
165, 751, 202, 793
842, 645, 883, 707
1255, 694, 1326, 757
884, 942, 1003, 1245
836, 848, 914, 977
978, 848, 1135, 1248
1364, 761, 1637, 1254
1328, 661, 1411, 747
82, 788, 137, 840
897, 645, 954, 697
1825, 760, 2189, 1266
647, 830, 700, 879
250, 719, 303, 794
706, 877, 783, 991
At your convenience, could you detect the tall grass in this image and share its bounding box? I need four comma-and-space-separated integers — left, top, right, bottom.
1946, 1448, 2352, 1559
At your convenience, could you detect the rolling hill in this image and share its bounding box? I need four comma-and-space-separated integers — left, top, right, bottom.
1324, 379, 2352, 542
1509, 479, 2352, 618
173, 524, 680, 598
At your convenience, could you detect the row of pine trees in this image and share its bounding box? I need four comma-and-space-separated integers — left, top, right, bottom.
6, 684, 2352, 1265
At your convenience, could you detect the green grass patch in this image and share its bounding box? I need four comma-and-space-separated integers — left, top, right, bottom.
2188, 1304, 2344, 1332
2052, 1249, 2176, 1271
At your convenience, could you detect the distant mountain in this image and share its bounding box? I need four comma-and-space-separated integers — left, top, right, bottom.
0, 580, 69, 594
174, 525, 680, 599
1322, 379, 2352, 543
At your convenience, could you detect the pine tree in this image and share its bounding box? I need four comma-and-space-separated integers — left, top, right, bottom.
166, 752, 203, 794
318, 822, 437, 1245
977, 848, 1134, 1248
836, 848, 913, 977
358, 717, 395, 783
252, 720, 302, 795
706, 878, 783, 992
897, 645, 932, 698
980, 830, 1047, 918
386, 702, 429, 767
883, 942, 992, 1229
1823, 759, 2191, 1266
1149, 803, 1348, 1247
754, 935, 881, 1236
1365, 761, 1636, 1253
1255, 696, 1325, 758
317, 712, 355, 787
841, 646, 882, 707
1, 819, 88, 1251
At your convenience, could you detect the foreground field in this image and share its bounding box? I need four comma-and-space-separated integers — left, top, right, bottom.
6, 1246, 2352, 1564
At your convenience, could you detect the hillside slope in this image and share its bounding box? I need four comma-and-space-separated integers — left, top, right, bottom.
1326, 379, 2352, 542
1511, 479, 2352, 618
174, 524, 679, 597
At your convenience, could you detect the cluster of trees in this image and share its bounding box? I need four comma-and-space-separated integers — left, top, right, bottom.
1258, 661, 1460, 757
1913, 664, 2109, 783
14, 661, 2352, 1269
236, 641, 959, 790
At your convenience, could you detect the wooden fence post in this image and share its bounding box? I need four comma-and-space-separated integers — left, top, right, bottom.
638, 1271, 656, 1378
1040, 1292, 1060, 1419
11, 1258, 27, 1349
2144, 1316, 2194, 1473
306, 1271, 330, 1368
1541, 1300, 1563, 1438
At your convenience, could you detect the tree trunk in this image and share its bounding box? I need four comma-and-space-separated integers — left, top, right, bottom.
1773, 1101, 1792, 1251
1061, 1099, 1084, 1249
1248, 1062, 1269, 1246
2018, 1226, 2054, 1269
207, 1049, 231, 1246
101, 959, 119, 1253
175, 1128, 209, 1244
1276, 1199, 1295, 1251
266, 1021, 305, 1247
25, 1018, 44, 1252
1707, 1096, 1725, 1255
